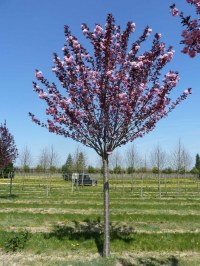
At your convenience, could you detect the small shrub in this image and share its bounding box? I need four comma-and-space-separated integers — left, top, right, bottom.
4, 230, 30, 252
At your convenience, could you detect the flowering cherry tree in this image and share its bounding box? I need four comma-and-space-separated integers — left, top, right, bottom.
0, 121, 18, 171
29, 14, 191, 256
170, 0, 200, 57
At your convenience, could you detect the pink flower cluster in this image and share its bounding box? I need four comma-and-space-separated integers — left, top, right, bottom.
171, 7, 179, 16
30, 14, 190, 158
170, 1, 200, 57
187, 0, 200, 14
94, 25, 104, 36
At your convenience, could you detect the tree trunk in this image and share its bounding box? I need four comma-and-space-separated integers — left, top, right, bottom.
184, 171, 186, 192
140, 173, 143, 198
9, 171, 13, 196
122, 172, 124, 194
158, 172, 161, 198
22, 171, 25, 190
131, 173, 134, 193
164, 174, 167, 195
102, 158, 110, 257
177, 172, 180, 195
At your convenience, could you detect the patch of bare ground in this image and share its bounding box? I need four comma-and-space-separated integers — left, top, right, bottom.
0, 208, 100, 215
12, 228, 200, 235
0, 250, 200, 266
115, 251, 200, 266
0, 199, 81, 204
7, 226, 50, 233
2, 207, 200, 217
0, 250, 100, 266
6, 226, 200, 234
3, 220, 200, 234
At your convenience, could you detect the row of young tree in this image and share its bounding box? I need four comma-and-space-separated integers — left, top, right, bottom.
17, 145, 87, 173
1, 122, 199, 177
95, 142, 200, 175
16, 141, 200, 176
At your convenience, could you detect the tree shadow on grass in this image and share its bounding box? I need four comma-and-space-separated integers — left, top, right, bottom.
117, 255, 179, 266
44, 217, 135, 255
137, 255, 179, 266
0, 194, 18, 199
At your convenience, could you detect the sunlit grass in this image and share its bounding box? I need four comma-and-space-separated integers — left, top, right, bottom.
1, 174, 200, 264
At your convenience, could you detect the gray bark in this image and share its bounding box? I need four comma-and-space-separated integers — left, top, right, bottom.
158, 172, 161, 198
9, 171, 13, 196
102, 158, 110, 257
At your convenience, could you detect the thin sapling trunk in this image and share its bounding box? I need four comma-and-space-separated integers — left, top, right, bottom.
102, 157, 110, 257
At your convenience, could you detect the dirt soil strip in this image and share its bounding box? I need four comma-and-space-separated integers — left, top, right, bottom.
4, 224, 200, 234
0, 250, 200, 266
1, 207, 200, 216
0, 208, 100, 214
0, 250, 100, 266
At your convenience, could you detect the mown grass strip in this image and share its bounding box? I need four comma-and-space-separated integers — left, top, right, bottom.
1, 211, 200, 228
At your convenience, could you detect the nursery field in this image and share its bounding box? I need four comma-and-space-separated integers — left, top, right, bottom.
0, 173, 200, 265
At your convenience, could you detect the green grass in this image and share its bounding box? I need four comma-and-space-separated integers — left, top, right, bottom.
1, 229, 200, 254
1, 174, 200, 265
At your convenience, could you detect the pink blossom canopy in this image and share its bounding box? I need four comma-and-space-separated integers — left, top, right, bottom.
29, 14, 191, 158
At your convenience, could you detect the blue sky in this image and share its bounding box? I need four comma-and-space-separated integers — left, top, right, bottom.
0, 0, 199, 167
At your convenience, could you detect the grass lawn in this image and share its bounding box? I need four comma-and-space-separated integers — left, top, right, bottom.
0, 173, 200, 265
